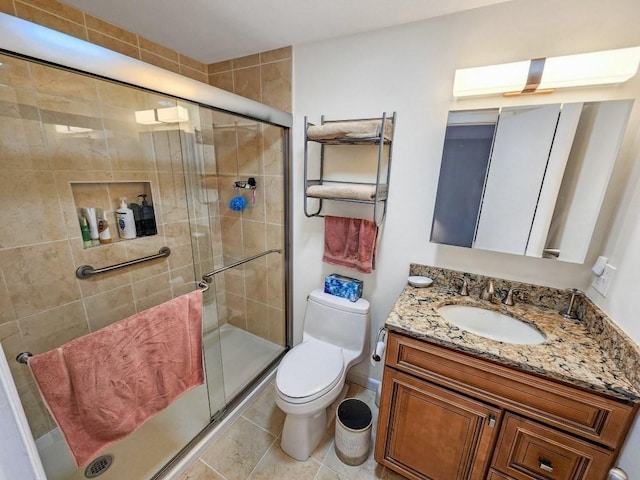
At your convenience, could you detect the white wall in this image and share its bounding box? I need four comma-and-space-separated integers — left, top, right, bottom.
292, 0, 640, 473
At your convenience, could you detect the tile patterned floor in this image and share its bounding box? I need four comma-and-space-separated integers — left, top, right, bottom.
177, 382, 407, 480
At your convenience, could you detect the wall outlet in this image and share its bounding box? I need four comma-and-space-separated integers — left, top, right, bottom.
592, 264, 616, 297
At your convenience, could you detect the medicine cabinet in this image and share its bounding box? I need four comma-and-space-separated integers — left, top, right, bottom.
430, 99, 633, 263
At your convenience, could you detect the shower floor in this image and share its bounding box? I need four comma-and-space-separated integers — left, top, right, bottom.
36, 324, 284, 480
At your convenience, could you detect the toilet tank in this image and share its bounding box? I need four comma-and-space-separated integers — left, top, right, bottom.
303, 289, 370, 354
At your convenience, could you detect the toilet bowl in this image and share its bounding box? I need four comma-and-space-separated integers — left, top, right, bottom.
275, 289, 370, 461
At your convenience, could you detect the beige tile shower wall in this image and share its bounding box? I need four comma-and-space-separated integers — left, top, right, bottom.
208, 47, 292, 113
0, 53, 201, 439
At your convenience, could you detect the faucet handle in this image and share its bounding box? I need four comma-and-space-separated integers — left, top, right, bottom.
502, 288, 519, 306
454, 277, 469, 296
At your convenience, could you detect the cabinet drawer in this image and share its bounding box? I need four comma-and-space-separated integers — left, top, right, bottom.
493, 413, 613, 480
386, 332, 636, 448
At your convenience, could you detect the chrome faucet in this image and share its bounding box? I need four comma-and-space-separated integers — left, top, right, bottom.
454, 277, 469, 296
502, 288, 518, 306
480, 280, 495, 302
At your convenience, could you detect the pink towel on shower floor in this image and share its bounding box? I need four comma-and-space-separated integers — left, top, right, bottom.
28, 289, 204, 467
323, 216, 378, 273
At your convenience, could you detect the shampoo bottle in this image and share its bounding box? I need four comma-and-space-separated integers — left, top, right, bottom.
116, 198, 137, 239
82, 207, 100, 245
138, 194, 157, 236
97, 209, 112, 244
79, 216, 92, 247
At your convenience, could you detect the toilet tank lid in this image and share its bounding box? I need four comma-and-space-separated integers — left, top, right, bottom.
309, 289, 370, 314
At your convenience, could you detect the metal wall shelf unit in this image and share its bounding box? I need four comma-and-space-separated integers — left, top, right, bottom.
303, 112, 396, 226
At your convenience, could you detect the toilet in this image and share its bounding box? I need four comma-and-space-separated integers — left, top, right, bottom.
275, 289, 371, 461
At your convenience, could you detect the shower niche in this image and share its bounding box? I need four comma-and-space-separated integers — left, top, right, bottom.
71, 181, 157, 248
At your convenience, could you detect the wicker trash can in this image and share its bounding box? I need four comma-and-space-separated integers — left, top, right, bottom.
335, 398, 373, 466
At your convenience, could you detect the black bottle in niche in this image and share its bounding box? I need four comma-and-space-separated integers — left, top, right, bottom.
129, 202, 143, 237
138, 194, 157, 236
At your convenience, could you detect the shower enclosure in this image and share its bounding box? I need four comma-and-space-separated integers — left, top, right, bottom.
0, 13, 291, 480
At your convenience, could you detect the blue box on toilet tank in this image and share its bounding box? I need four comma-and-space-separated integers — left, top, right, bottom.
324, 274, 363, 302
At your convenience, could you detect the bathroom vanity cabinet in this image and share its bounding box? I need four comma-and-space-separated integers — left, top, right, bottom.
375, 331, 638, 480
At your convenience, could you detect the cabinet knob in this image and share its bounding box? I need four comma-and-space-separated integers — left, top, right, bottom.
538, 458, 554, 472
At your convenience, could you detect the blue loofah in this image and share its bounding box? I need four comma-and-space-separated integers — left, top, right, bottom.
229, 195, 247, 211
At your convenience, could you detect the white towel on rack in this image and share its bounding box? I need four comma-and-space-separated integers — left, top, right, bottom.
306, 184, 388, 201
307, 120, 393, 140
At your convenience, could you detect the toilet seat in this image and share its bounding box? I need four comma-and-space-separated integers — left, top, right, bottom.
276, 340, 344, 404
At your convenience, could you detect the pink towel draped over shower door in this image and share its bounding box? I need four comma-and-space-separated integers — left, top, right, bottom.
28, 289, 204, 467
322, 215, 378, 273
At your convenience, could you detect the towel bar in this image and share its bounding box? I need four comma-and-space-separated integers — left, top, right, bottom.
202, 249, 282, 282
75, 247, 171, 279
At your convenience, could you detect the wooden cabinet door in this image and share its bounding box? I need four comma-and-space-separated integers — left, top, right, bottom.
375, 369, 501, 480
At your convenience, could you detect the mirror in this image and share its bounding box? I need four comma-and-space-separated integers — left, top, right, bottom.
430, 99, 634, 263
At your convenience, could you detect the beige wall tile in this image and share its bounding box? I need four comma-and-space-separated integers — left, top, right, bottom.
84, 13, 137, 45
69, 239, 131, 296
14, 0, 87, 40
14, 2, 87, 39
208, 72, 234, 92
31, 62, 97, 101
242, 220, 266, 256
233, 66, 261, 103
267, 264, 284, 310
125, 234, 170, 282
102, 105, 157, 171
19, 301, 88, 354
223, 268, 245, 297
83, 284, 136, 331
170, 265, 196, 297
17, 381, 54, 438
135, 288, 173, 312
21, 0, 84, 24
267, 306, 285, 345
225, 292, 247, 330
87, 29, 140, 60
0, 272, 16, 325
266, 224, 284, 254
140, 50, 180, 74
0, 53, 33, 89
240, 179, 266, 223
179, 54, 206, 73
245, 263, 267, 304
139, 37, 179, 63
265, 175, 285, 225
0, 0, 15, 14
246, 299, 268, 339
208, 60, 232, 75
213, 127, 239, 175
261, 60, 292, 112
168, 243, 195, 271
260, 46, 292, 63
0, 88, 50, 171
232, 53, 260, 70
0, 322, 28, 388
237, 123, 262, 176
263, 124, 284, 176
96, 80, 149, 110
180, 66, 208, 84
157, 171, 189, 224
0, 242, 82, 318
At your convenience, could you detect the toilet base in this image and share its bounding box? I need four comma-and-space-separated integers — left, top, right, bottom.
280, 384, 349, 461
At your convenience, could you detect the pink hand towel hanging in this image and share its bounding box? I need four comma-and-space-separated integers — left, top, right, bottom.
323, 216, 378, 273
28, 289, 204, 466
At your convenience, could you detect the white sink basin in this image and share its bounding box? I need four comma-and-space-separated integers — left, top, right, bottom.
436, 304, 545, 345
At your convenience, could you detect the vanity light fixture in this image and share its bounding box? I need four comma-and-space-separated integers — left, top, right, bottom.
134, 105, 189, 124
453, 46, 640, 97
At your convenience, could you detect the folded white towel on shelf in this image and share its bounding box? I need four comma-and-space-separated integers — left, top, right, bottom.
307, 120, 393, 141
306, 184, 388, 201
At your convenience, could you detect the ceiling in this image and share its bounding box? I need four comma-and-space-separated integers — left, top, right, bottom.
61, 0, 512, 64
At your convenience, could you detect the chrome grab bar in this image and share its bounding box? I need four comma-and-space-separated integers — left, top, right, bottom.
202, 249, 282, 283
75, 247, 171, 279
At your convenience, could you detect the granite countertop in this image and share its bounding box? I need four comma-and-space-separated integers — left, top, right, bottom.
386, 280, 640, 403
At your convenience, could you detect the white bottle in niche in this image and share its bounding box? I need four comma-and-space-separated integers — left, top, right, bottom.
116, 198, 137, 239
